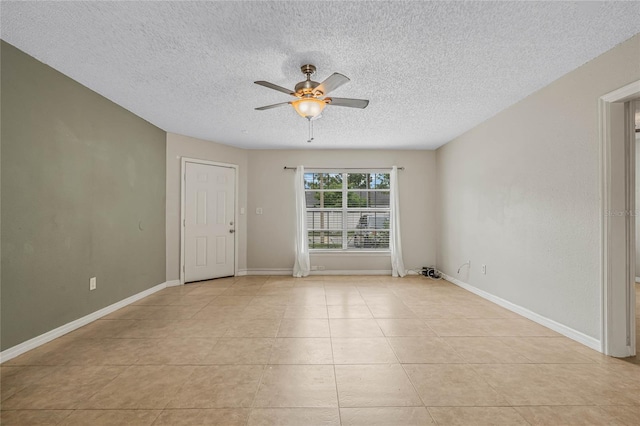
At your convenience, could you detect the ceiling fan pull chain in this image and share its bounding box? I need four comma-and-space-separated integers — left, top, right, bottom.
307, 118, 314, 143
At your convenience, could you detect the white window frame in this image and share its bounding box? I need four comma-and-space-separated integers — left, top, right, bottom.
305, 169, 391, 253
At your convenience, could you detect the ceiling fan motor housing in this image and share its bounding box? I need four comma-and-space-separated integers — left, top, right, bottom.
295, 80, 320, 96
296, 64, 320, 96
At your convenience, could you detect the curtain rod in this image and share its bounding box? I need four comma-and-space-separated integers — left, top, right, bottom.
283, 166, 404, 170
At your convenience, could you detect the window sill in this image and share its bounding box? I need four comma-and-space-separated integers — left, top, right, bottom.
310, 250, 391, 257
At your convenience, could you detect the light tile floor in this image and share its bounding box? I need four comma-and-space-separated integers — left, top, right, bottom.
1, 277, 639, 425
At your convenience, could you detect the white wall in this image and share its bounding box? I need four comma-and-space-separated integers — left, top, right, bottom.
166, 133, 249, 281
247, 149, 436, 274
436, 34, 640, 340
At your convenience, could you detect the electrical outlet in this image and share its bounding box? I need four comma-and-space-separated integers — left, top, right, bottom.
90, 277, 97, 291
256, 207, 263, 215
481, 265, 486, 274
317, 265, 326, 271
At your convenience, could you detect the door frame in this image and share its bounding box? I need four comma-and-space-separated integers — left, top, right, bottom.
180, 157, 239, 285
599, 80, 639, 356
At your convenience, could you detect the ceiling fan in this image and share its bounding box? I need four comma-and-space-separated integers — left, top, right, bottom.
254, 64, 369, 121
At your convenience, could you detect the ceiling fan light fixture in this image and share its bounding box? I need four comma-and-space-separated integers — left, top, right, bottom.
291, 97, 326, 119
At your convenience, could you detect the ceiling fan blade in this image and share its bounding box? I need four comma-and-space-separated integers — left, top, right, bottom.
255, 102, 291, 111
326, 97, 369, 109
254, 81, 297, 96
314, 73, 350, 96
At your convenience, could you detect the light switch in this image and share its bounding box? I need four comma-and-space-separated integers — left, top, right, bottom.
256, 208, 263, 215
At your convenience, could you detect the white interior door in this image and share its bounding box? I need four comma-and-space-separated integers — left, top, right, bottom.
184, 162, 235, 282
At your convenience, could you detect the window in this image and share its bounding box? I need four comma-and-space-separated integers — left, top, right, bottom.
304, 171, 390, 250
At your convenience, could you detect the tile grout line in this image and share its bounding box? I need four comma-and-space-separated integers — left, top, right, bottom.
325, 288, 343, 425
246, 279, 270, 425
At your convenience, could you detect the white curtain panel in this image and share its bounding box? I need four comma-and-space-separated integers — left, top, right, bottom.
390, 166, 406, 277
293, 165, 310, 277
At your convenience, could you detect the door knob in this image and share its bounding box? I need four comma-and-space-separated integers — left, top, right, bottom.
229, 229, 235, 234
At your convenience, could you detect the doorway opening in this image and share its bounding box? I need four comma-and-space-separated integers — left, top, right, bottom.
599, 81, 639, 357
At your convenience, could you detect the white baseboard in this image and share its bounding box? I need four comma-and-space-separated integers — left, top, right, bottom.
442, 274, 601, 352
0, 281, 168, 364
243, 268, 292, 276
239, 268, 392, 276
165, 279, 181, 287
636, 276, 640, 283
310, 269, 392, 276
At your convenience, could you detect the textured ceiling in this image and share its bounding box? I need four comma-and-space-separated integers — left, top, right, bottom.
2, 1, 639, 150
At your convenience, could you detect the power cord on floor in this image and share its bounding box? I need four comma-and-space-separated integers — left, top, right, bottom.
407, 266, 443, 280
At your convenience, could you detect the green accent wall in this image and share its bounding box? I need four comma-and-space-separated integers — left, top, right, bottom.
1, 41, 166, 350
